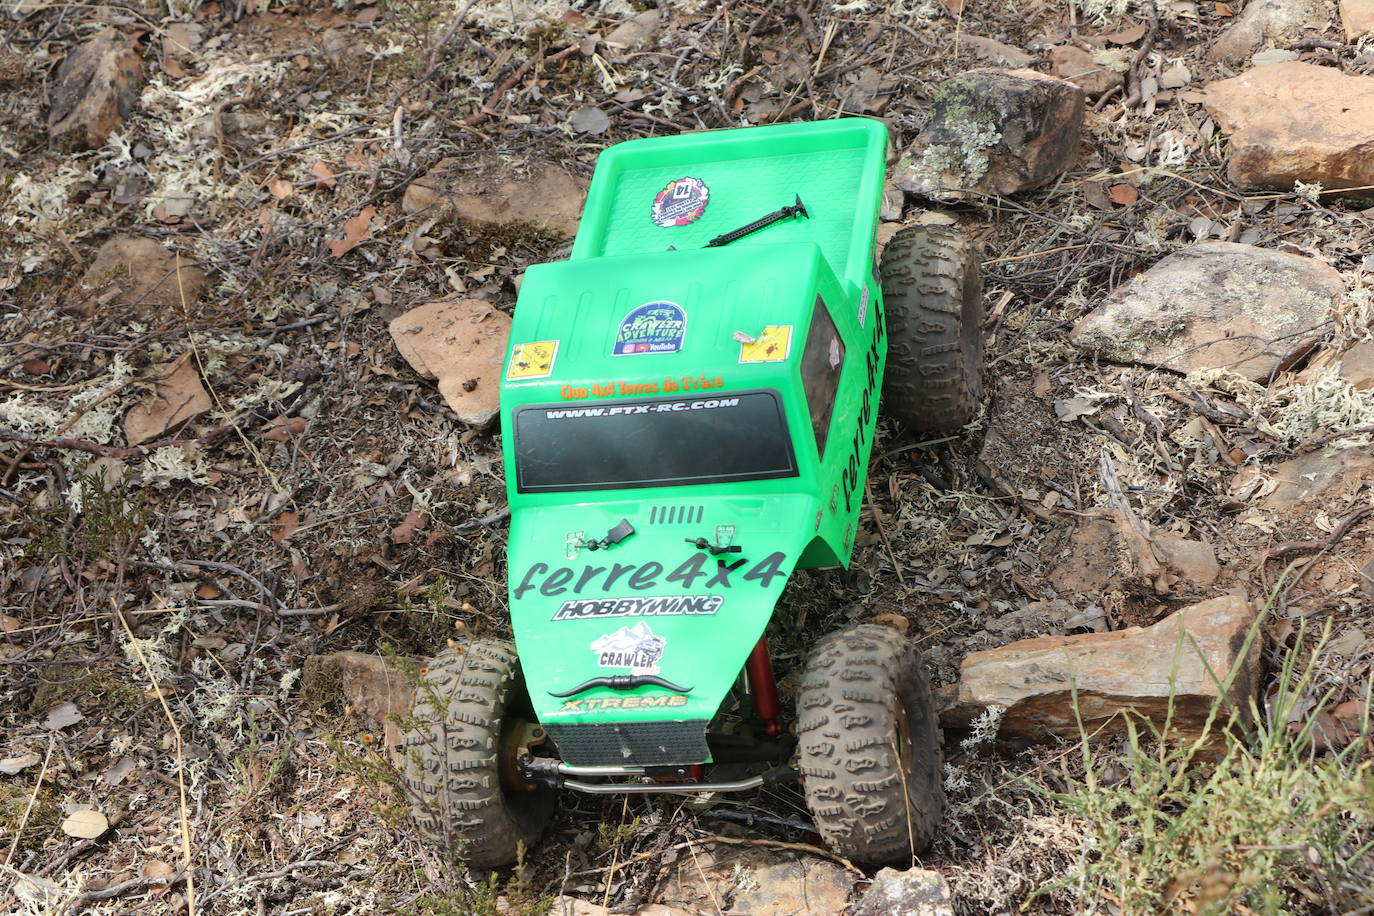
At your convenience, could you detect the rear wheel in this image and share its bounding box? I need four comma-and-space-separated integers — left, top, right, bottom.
797, 624, 945, 863
880, 224, 984, 434
401, 640, 554, 867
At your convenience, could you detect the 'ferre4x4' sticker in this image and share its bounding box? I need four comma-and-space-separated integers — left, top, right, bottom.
590, 622, 664, 674
553, 594, 723, 621
839, 289, 887, 514
513, 551, 787, 599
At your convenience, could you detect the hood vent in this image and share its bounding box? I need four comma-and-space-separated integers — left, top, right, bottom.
647, 505, 704, 525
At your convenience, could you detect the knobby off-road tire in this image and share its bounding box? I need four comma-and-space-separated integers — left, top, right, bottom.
797, 624, 946, 863
880, 224, 985, 434
402, 640, 554, 867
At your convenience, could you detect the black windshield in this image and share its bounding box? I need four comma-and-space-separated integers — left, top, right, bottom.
513, 390, 797, 492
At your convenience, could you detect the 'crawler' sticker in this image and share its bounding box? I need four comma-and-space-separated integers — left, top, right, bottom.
651, 177, 709, 227
590, 622, 665, 675
738, 326, 793, 363
614, 301, 687, 355
507, 341, 559, 379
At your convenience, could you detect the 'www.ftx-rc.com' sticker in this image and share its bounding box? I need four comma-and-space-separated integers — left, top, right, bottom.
651, 177, 709, 227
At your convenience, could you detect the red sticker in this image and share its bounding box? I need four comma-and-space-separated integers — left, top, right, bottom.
652, 177, 709, 227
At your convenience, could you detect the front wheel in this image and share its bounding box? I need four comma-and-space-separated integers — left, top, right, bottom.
401, 640, 554, 867
797, 624, 945, 863
880, 224, 984, 434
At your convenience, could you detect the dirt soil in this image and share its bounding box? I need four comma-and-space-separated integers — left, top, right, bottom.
3, 0, 1374, 913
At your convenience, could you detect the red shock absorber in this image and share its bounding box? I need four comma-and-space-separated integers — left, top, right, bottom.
745, 635, 782, 737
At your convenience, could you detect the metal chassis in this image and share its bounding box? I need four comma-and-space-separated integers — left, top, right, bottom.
517, 634, 796, 796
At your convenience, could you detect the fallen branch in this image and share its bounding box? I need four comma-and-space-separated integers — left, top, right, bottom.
1099, 451, 1163, 580
0, 420, 240, 461
1120, 0, 1160, 111
1264, 507, 1373, 562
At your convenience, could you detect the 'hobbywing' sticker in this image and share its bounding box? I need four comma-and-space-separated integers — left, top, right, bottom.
590, 622, 665, 674
613, 301, 687, 356
651, 177, 709, 227
554, 594, 723, 621
507, 341, 559, 379
738, 326, 792, 363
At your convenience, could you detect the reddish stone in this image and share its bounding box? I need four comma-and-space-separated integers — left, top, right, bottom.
48, 30, 144, 149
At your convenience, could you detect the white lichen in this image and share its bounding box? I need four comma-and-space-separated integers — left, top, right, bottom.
142, 446, 211, 488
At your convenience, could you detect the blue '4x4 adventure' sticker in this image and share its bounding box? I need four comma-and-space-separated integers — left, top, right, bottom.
613, 301, 687, 355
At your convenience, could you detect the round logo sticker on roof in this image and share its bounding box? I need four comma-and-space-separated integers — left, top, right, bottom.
651, 177, 709, 228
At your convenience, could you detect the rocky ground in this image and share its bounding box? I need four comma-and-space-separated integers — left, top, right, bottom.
4, 0, 1374, 912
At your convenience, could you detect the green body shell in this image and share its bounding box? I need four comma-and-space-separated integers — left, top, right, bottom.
498, 119, 889, 763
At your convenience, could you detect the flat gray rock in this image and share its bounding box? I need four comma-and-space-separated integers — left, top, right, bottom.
1210, 0, 1321, 61
1069, 242, 1343, 382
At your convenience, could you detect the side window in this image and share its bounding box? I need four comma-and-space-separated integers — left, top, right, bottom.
800, 295, 845, 457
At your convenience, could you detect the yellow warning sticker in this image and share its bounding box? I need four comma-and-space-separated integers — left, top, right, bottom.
738, 326, 793, 364
507, 341, 559, 380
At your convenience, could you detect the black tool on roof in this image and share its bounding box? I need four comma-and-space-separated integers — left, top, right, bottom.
705, 195, 809, 248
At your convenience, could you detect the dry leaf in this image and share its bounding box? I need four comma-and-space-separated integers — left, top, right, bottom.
267, 178, 294, 199
43, 702, 84, 730
1215, 1, 1233, 14
309, 159, 337, 189
272, 511, 300, 544
141, 859, 176, 883
390, 509, 426, 544
328, 206, 376, 258
1102, 23, 1147, 43
195, 582, 221, 599
872, 612, 910, 635
1032, 371, 1053, 398
21, 358, 49, 376
1, 613, 20, 632
61, 809, 108, 839
261, 416, 307, 442
1108, 183, 1140, 205
124, 354, 213, 446
0, 753, 41, 775
345, 147, 370, 171
1082, 178, 1113, 210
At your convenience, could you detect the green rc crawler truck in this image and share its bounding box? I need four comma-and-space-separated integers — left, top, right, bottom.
401, 118, 984, 867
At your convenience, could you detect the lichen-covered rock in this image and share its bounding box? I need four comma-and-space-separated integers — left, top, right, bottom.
1209, 0, 1322, 61
848, 867, 954, 916
1069, 242, 1343, 382
402, 158, 586, 237
940, 596, 1262, 742
48, 30, 143, 149
894, 69, 1083, 202
1204, 62, 1374, 192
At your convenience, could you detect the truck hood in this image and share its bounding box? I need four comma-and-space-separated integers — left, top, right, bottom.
508, 492, 816, 759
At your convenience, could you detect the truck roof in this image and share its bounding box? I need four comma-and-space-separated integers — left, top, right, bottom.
502, 242, 840, 396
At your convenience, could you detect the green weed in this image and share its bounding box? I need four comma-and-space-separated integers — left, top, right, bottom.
1040, 617, 1374, 914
